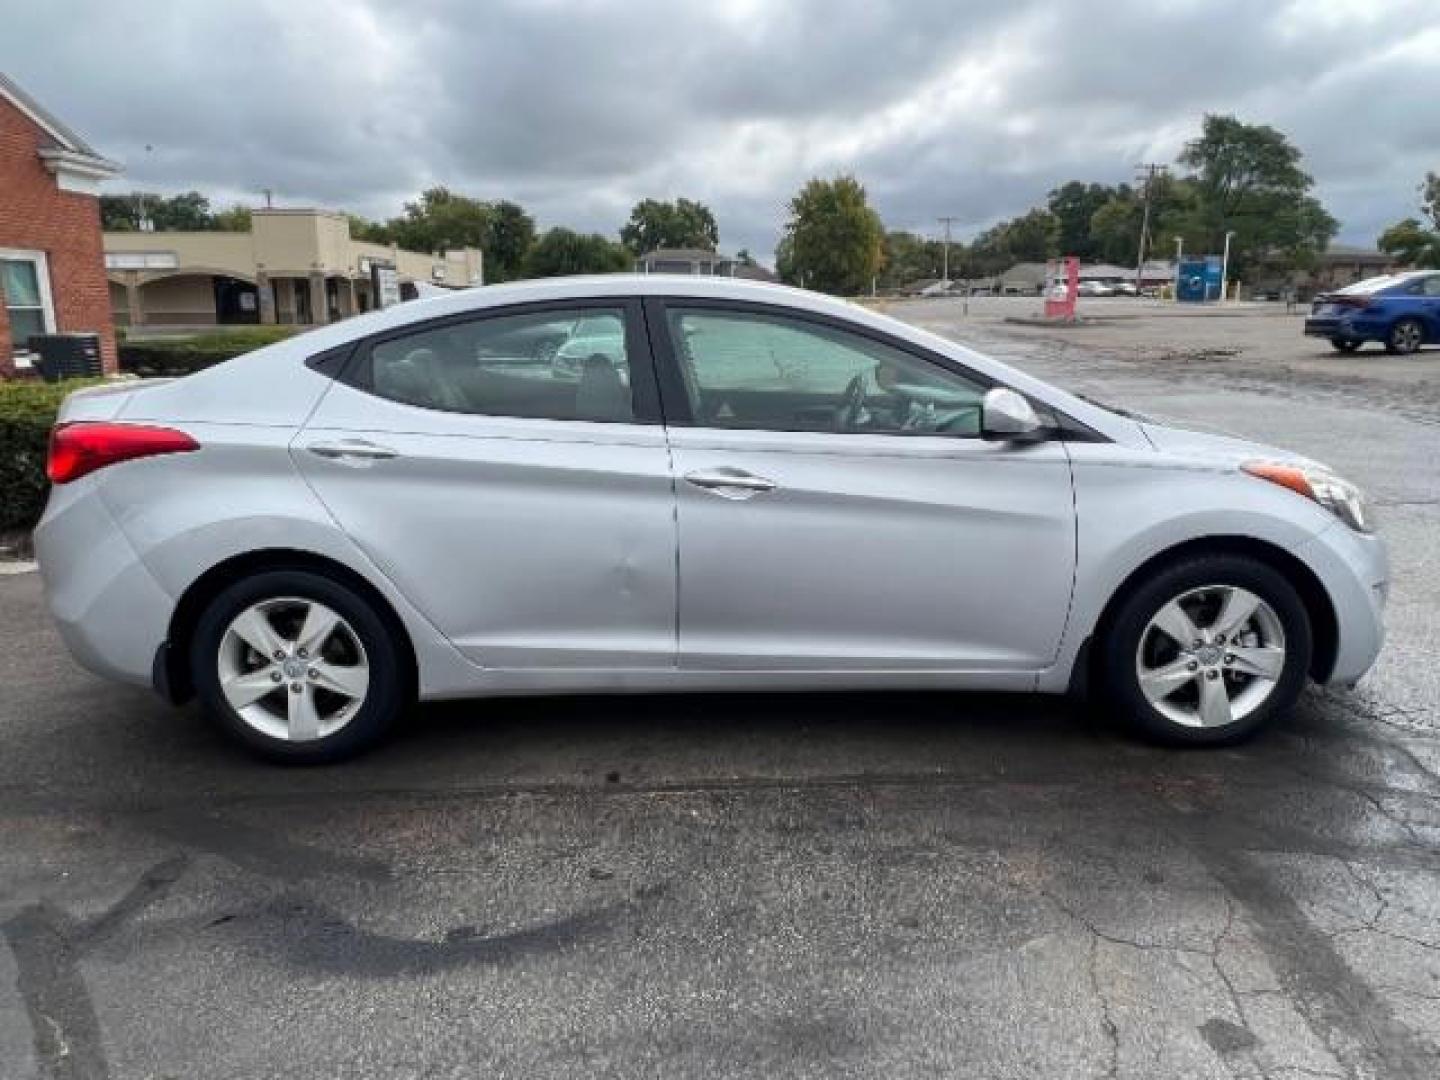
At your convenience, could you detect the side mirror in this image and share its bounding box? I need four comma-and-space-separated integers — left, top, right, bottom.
981, 387, 1043, 439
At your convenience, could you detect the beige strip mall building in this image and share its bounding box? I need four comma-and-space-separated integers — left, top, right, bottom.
104, 208, 482, 329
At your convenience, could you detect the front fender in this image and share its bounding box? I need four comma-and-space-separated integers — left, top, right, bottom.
1039, 451, 1339, 692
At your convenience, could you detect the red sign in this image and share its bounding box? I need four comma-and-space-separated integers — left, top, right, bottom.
1044, 257, 1079, 321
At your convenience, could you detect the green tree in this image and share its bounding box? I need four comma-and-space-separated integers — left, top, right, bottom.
482, 200, 536, 282
1003, 209, 1060, 262
99, 191, 215, 231
210, 205, 252, 232
523, 228, 630, 277
100, 194, 140, 231
965, 209, 1058, 274
1175, 115, 1336, 278
1046, 182, 1120, 260
776, 175, 884, 294
879, 230, 946, 287
1088, 196, 1143, 266
387, 187, 491, 253
1378, 217, 1440, 269
1375, 174, 1440, 269
346, 214, 392, 243
619, 197, 719, 255
1421, 171, 1440, 231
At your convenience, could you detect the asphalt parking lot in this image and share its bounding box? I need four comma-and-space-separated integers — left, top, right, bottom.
4, 299, 1440, 1079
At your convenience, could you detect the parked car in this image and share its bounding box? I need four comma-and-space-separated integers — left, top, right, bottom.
1078, 280, 1117, 297
549, 313, 627, 380
1304, 271, 1440, 354
37, 276, 1386, 762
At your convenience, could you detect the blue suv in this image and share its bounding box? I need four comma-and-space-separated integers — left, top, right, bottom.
1304, 271, 1440, 354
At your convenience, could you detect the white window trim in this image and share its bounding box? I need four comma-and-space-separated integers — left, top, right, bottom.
0, 248, 57, 368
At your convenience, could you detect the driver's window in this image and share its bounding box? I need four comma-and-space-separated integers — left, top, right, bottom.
667, 308, 985, 436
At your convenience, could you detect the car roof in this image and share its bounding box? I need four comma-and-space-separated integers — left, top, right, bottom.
1336, 270, 1434, 295
422, 273, 857, 318
287, 274, 890, 357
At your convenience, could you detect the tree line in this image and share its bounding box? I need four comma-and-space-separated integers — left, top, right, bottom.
1377, 173, 1440, 269
101, 189, 723, 284
833, 114, 1341, 294
103, 113, 1409, 297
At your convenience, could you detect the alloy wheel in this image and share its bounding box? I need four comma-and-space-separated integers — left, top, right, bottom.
217, 597, 369, 742
1134, 584, 1286, 729
1393, 320, 1423, 354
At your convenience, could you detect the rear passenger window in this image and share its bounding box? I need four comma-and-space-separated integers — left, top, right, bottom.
366, 307, 635, 423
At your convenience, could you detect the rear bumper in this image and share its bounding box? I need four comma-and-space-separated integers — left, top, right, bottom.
1296, 522, 1388, 686
34, 482, 174, 690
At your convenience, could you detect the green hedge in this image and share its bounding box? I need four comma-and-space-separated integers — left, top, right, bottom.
0, 378, 107, 532
119, 325, 298, 377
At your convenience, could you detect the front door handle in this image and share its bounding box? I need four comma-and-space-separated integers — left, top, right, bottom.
307, 439, 399, 462
684, 468, 777, 498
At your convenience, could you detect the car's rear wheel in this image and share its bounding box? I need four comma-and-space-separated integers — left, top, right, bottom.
1100, 555, 1312, 746
190, 570, 407, 763
1385, 318, 1424, 355
1329, 337, 1361, 353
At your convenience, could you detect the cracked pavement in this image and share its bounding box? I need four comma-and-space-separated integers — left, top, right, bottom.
2, 297, 1439, 1078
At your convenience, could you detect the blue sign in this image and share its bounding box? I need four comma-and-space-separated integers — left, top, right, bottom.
1177, 255, 1224, 302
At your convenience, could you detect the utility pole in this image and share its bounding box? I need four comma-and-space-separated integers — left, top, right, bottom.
1133, 164, 1166, 295
937, 216, 958, 285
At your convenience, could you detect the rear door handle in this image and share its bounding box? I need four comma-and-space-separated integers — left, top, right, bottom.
307, 439, 399, 462
684, 468, 777, 498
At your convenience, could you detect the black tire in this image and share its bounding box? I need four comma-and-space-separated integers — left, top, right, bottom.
1099, 555, 1312, 747
1329, 338, 1360, 353
1385, 318, 1424, 355
190, 569, 409, 763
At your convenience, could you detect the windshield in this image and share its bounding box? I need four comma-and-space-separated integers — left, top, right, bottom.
1337, 273, 1421, 295
1071, 391, 1152, 422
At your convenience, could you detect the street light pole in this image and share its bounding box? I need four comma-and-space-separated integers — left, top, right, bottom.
1220, 230, 1236, 304
1173, 236, 1183, 301
937, 216, 957, 286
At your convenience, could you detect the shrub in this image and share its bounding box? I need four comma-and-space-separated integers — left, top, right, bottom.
0, 377, 107, 532
118, 325, 299, 377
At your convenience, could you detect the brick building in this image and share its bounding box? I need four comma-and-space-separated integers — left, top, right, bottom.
0, 73, 120, 376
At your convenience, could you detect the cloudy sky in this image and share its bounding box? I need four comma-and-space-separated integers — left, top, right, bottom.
10, 0, 1439, 261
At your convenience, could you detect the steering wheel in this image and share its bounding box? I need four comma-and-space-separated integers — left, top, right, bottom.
836, 373, 867, 431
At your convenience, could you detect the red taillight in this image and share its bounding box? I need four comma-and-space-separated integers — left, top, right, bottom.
47, 422, 199, 484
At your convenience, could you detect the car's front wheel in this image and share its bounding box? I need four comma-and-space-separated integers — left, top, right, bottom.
1100, 555, 1312, 746
1385, 318, 1425, 355
190, 569, 408, 763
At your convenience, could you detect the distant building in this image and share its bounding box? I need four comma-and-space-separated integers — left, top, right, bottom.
104, 209, 483, 329
1310, 244, 1399, 291
636, 248, 736, 275
0, 72, 121, 375
1250, 244, 1399, 299
996, 259, 1176, 295
634, 247, 777, 282
999, 262, 1049, 295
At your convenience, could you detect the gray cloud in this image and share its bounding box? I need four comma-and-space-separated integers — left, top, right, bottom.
7, 0, 1437, 260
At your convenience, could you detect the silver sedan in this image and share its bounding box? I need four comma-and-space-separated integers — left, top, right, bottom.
37, 276, 1387, 762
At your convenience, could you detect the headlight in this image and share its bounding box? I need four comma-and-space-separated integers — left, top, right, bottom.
1242, 461, 1373, 533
